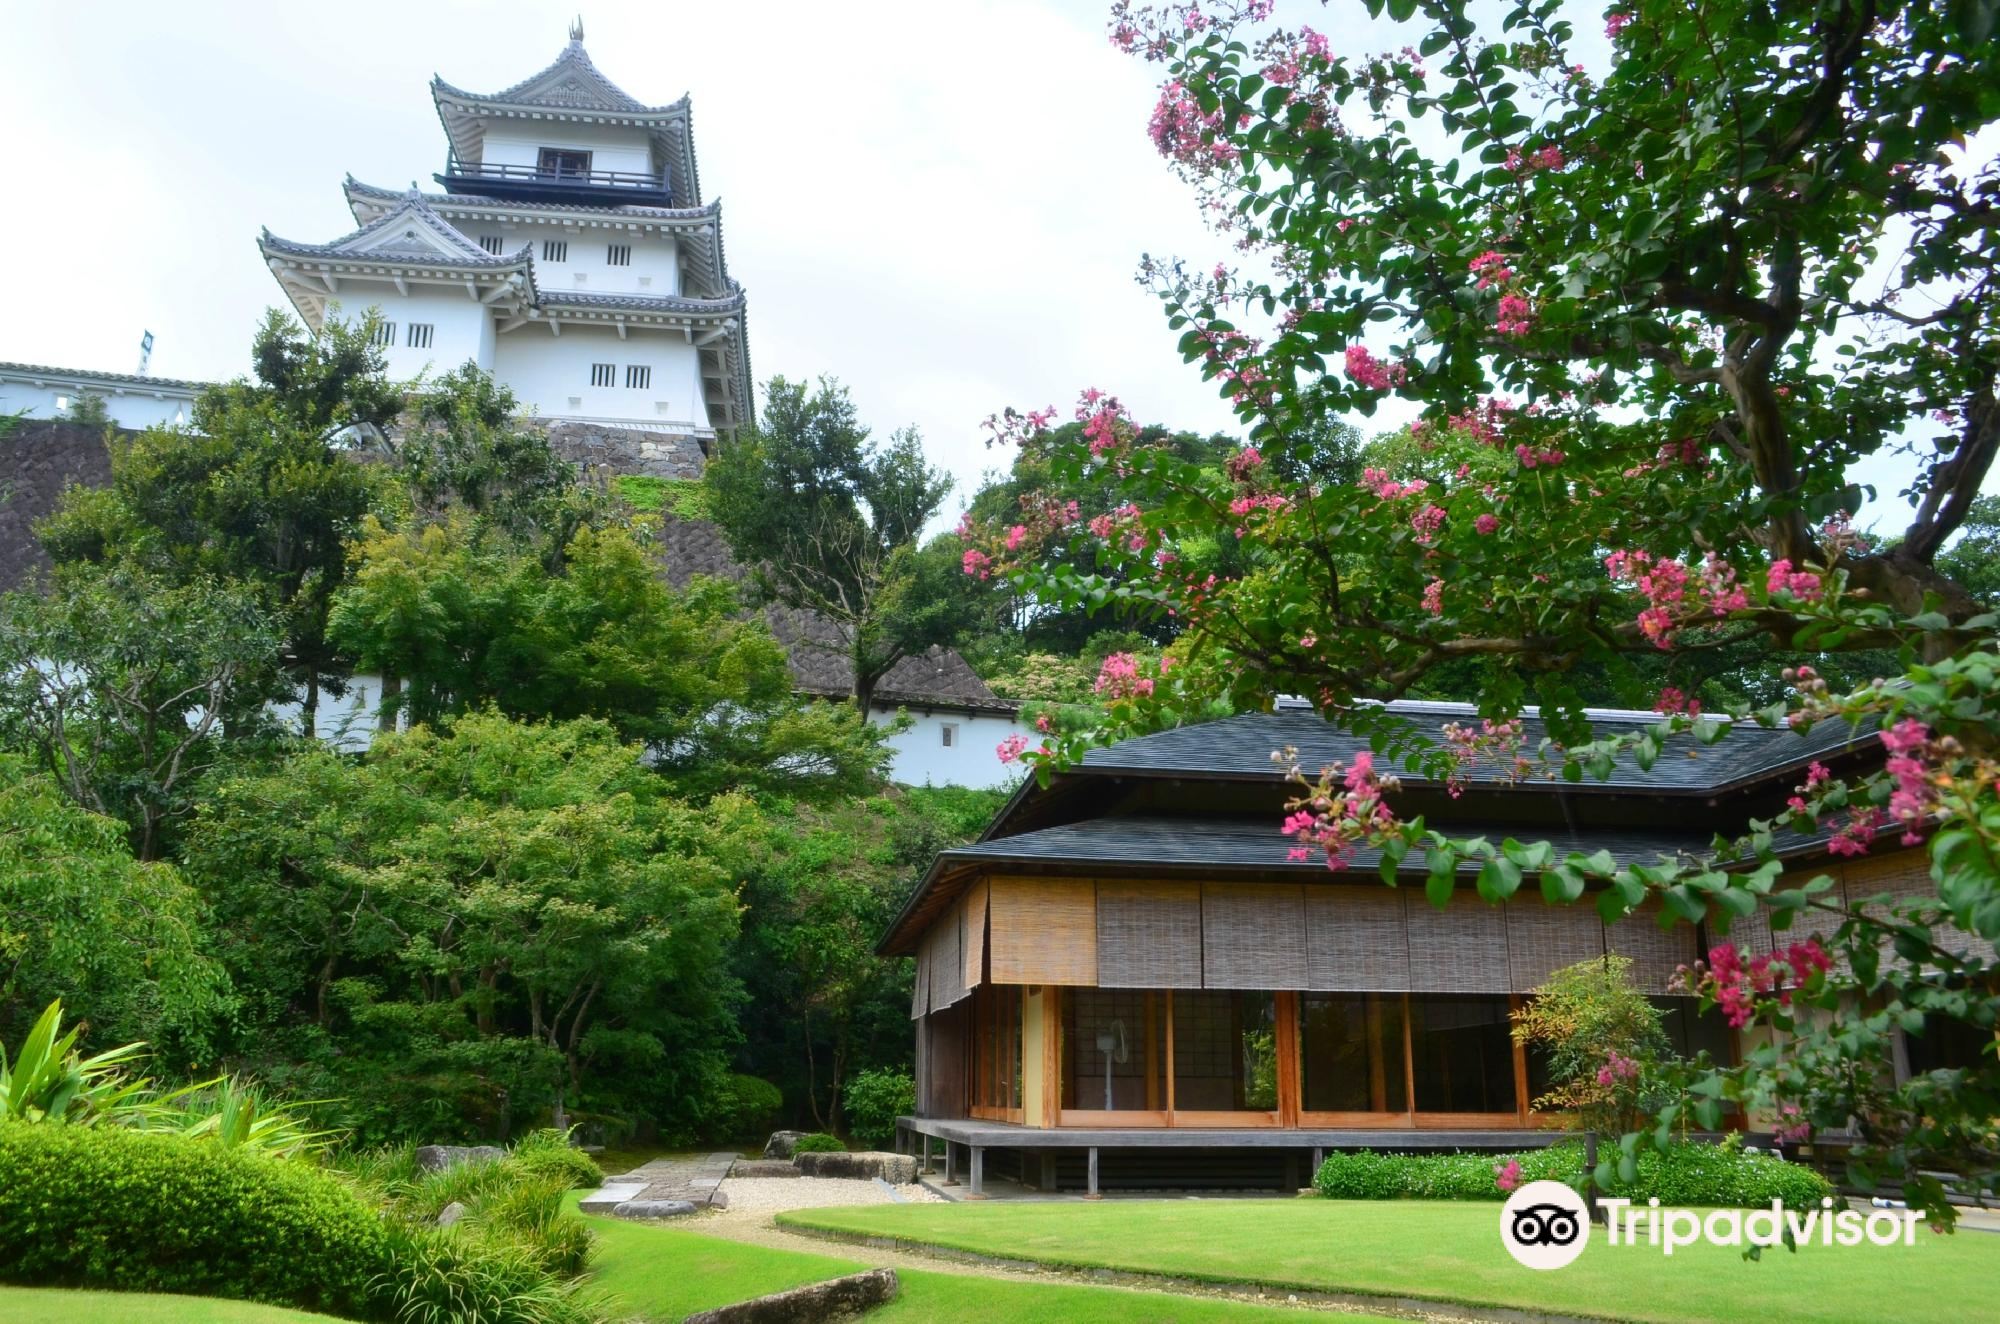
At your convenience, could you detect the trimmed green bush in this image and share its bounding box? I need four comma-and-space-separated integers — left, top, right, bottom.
1313, 1140, 1834, 1210
0, 1123, 390, 1318
791, 1132, 844, 1154
843, 1067, 916, 1148
709, 1073, 784, 1142
382, 1221, 601, 1324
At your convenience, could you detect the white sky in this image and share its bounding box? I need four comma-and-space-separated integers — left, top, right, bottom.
0, 0, 1974, 533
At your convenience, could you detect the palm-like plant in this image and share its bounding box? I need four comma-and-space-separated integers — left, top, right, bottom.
0, 1000, 152, 1124
0, 1000, 338, 1157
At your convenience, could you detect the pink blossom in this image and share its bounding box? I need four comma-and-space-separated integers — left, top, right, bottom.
1765, 559, 1824, 602
1475, 513, 1500, 535
1422, 578, 1444, 615
1494, 1158, 1523, 1193
1005, 525, 1029, 552
1343, 345, 1408, 391
961, 548, 993, 580
1469, 250, 1514, 289
1148, 79, 1238, 168
1226, 446, 1264, 481
1605, 11, 1633, 38
1496, 293, 1535, 336
1655, 686, 1701, 716
1410, 503, 1447, 544
996, 734, 1029, 764
1094, 652, 1157, 701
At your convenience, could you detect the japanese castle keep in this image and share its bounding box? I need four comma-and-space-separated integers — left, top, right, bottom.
258, 22, 751, 445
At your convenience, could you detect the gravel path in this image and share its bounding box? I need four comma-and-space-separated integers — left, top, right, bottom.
709, 1175, 944, 1217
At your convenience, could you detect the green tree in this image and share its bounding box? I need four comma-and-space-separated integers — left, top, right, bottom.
1935, 495, 2000, 610
0, 565, 284, 859
705, 376, 986, 712
327, 515, 886, 799
39, 311, 398, 734
186, 711, 755, 1141
1512, 956, 1671, 1135
0, 756, 229, 1063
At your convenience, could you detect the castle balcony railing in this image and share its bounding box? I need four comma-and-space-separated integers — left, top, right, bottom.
436, 157, 672, 208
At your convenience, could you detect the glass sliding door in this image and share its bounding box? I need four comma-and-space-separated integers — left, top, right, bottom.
968, 982, 1022, 1120
1409, 994, 1518, 1116
1300, 992, 1408, 1119
1170, 990, 1279, 1120
1060, 988, 1167, 1118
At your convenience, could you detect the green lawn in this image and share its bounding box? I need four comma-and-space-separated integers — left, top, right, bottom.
0, 1287, 345, 1322
777, 1199, 2000, 1324
580, 1206, 1397, 1322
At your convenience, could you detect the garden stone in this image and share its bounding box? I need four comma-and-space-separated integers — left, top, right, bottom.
730, 1159, 803, 1178
682, 1268, 898, 1324
793, 1150, 918, 1184
761, 1130, 809, 1160
613, 1198, 698, 1220
436, 1201, 467, 1227
413, 1144, 505, 1173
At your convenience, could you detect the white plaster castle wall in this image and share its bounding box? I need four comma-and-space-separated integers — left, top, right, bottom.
0, 376, 195, 430
493, 324, 707, 427
480, 123, 656, 179
873, 708, 1031, 790
324, 288, 496, 379
446, 220, 679, 297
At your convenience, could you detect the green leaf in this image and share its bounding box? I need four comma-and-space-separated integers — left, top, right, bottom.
1477, 856, 1524, 902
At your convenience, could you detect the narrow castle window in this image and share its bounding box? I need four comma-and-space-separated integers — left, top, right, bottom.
478, 235, 504, 255
542, 240, 568, 263
625, 365, 651, 389
406, 324, 434, 350
590, 363, 616, 388
607, 244, 632, 267
369, 322, 396, 347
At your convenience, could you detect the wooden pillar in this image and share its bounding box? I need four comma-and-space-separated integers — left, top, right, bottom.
1038, 1152, 1057, 1191
943, 1140, 957, 1185
968, 1145, 986, 1198
920, 1133, 932, 1174
1311, 1146, 1324, 1175
1085, 1146, 1102, 1200
1275, 990, 1301, 1126
1284, 1151, 1300, 1191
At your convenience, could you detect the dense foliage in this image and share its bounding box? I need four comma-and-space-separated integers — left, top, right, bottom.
842, 1066, 917, 1148
705, 376, 989, 711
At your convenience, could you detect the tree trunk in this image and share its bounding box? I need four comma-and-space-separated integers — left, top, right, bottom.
380, 672, 402, 731
300, 674, 319, 740
853, 668, 878, 718
803, 1011, 826, 1130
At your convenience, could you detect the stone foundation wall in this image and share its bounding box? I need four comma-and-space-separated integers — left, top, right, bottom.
541, 420, 708, 480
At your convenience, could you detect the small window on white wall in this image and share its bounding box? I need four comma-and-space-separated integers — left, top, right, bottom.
478, 235, 504, 255
606, 244, 631, 266
369, 322, 396, 347
625, 365, 651, 389
542, 240, 568, 262
590, 363, 616, 388
406, 324, 434, 349
940, 723, 959, 748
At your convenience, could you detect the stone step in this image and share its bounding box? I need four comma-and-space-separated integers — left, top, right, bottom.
578, 1181, 647, 1213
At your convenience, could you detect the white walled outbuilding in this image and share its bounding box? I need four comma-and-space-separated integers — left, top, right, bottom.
0, 364, 202, 431
873, 707, 1031, 791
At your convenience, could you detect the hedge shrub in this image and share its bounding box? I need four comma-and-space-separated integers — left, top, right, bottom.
709, 1074, 784, 1142
1314, 1140, 1834, 1210
843, 1067, 916, 1149
791, 1132, 844, 1154
0, 1123, 390, 1318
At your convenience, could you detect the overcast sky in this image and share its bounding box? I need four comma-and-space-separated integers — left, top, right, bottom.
0, 1, 1973, 532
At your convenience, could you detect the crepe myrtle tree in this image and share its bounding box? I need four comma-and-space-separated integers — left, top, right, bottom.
961, 0, 2000, 1226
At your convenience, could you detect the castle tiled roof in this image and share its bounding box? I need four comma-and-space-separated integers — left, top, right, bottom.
259, 191, 530, 267
0, 362, 208, 394
431, 39, 678, 116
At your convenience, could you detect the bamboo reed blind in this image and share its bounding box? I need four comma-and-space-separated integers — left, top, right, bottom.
1096, 881, 1204, 988
989, 878, 1099, 985
1505, 895, 1608, 992
927, 894, 968, 1012
1202, 883, 1308, 989
1843, 848, 1967, 960
1405, 893, 1512, 992
1303, 886, 1412, 991
962, 880, 990, 988
909, 926, 931, 1020
1603, 899, 1699, 993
